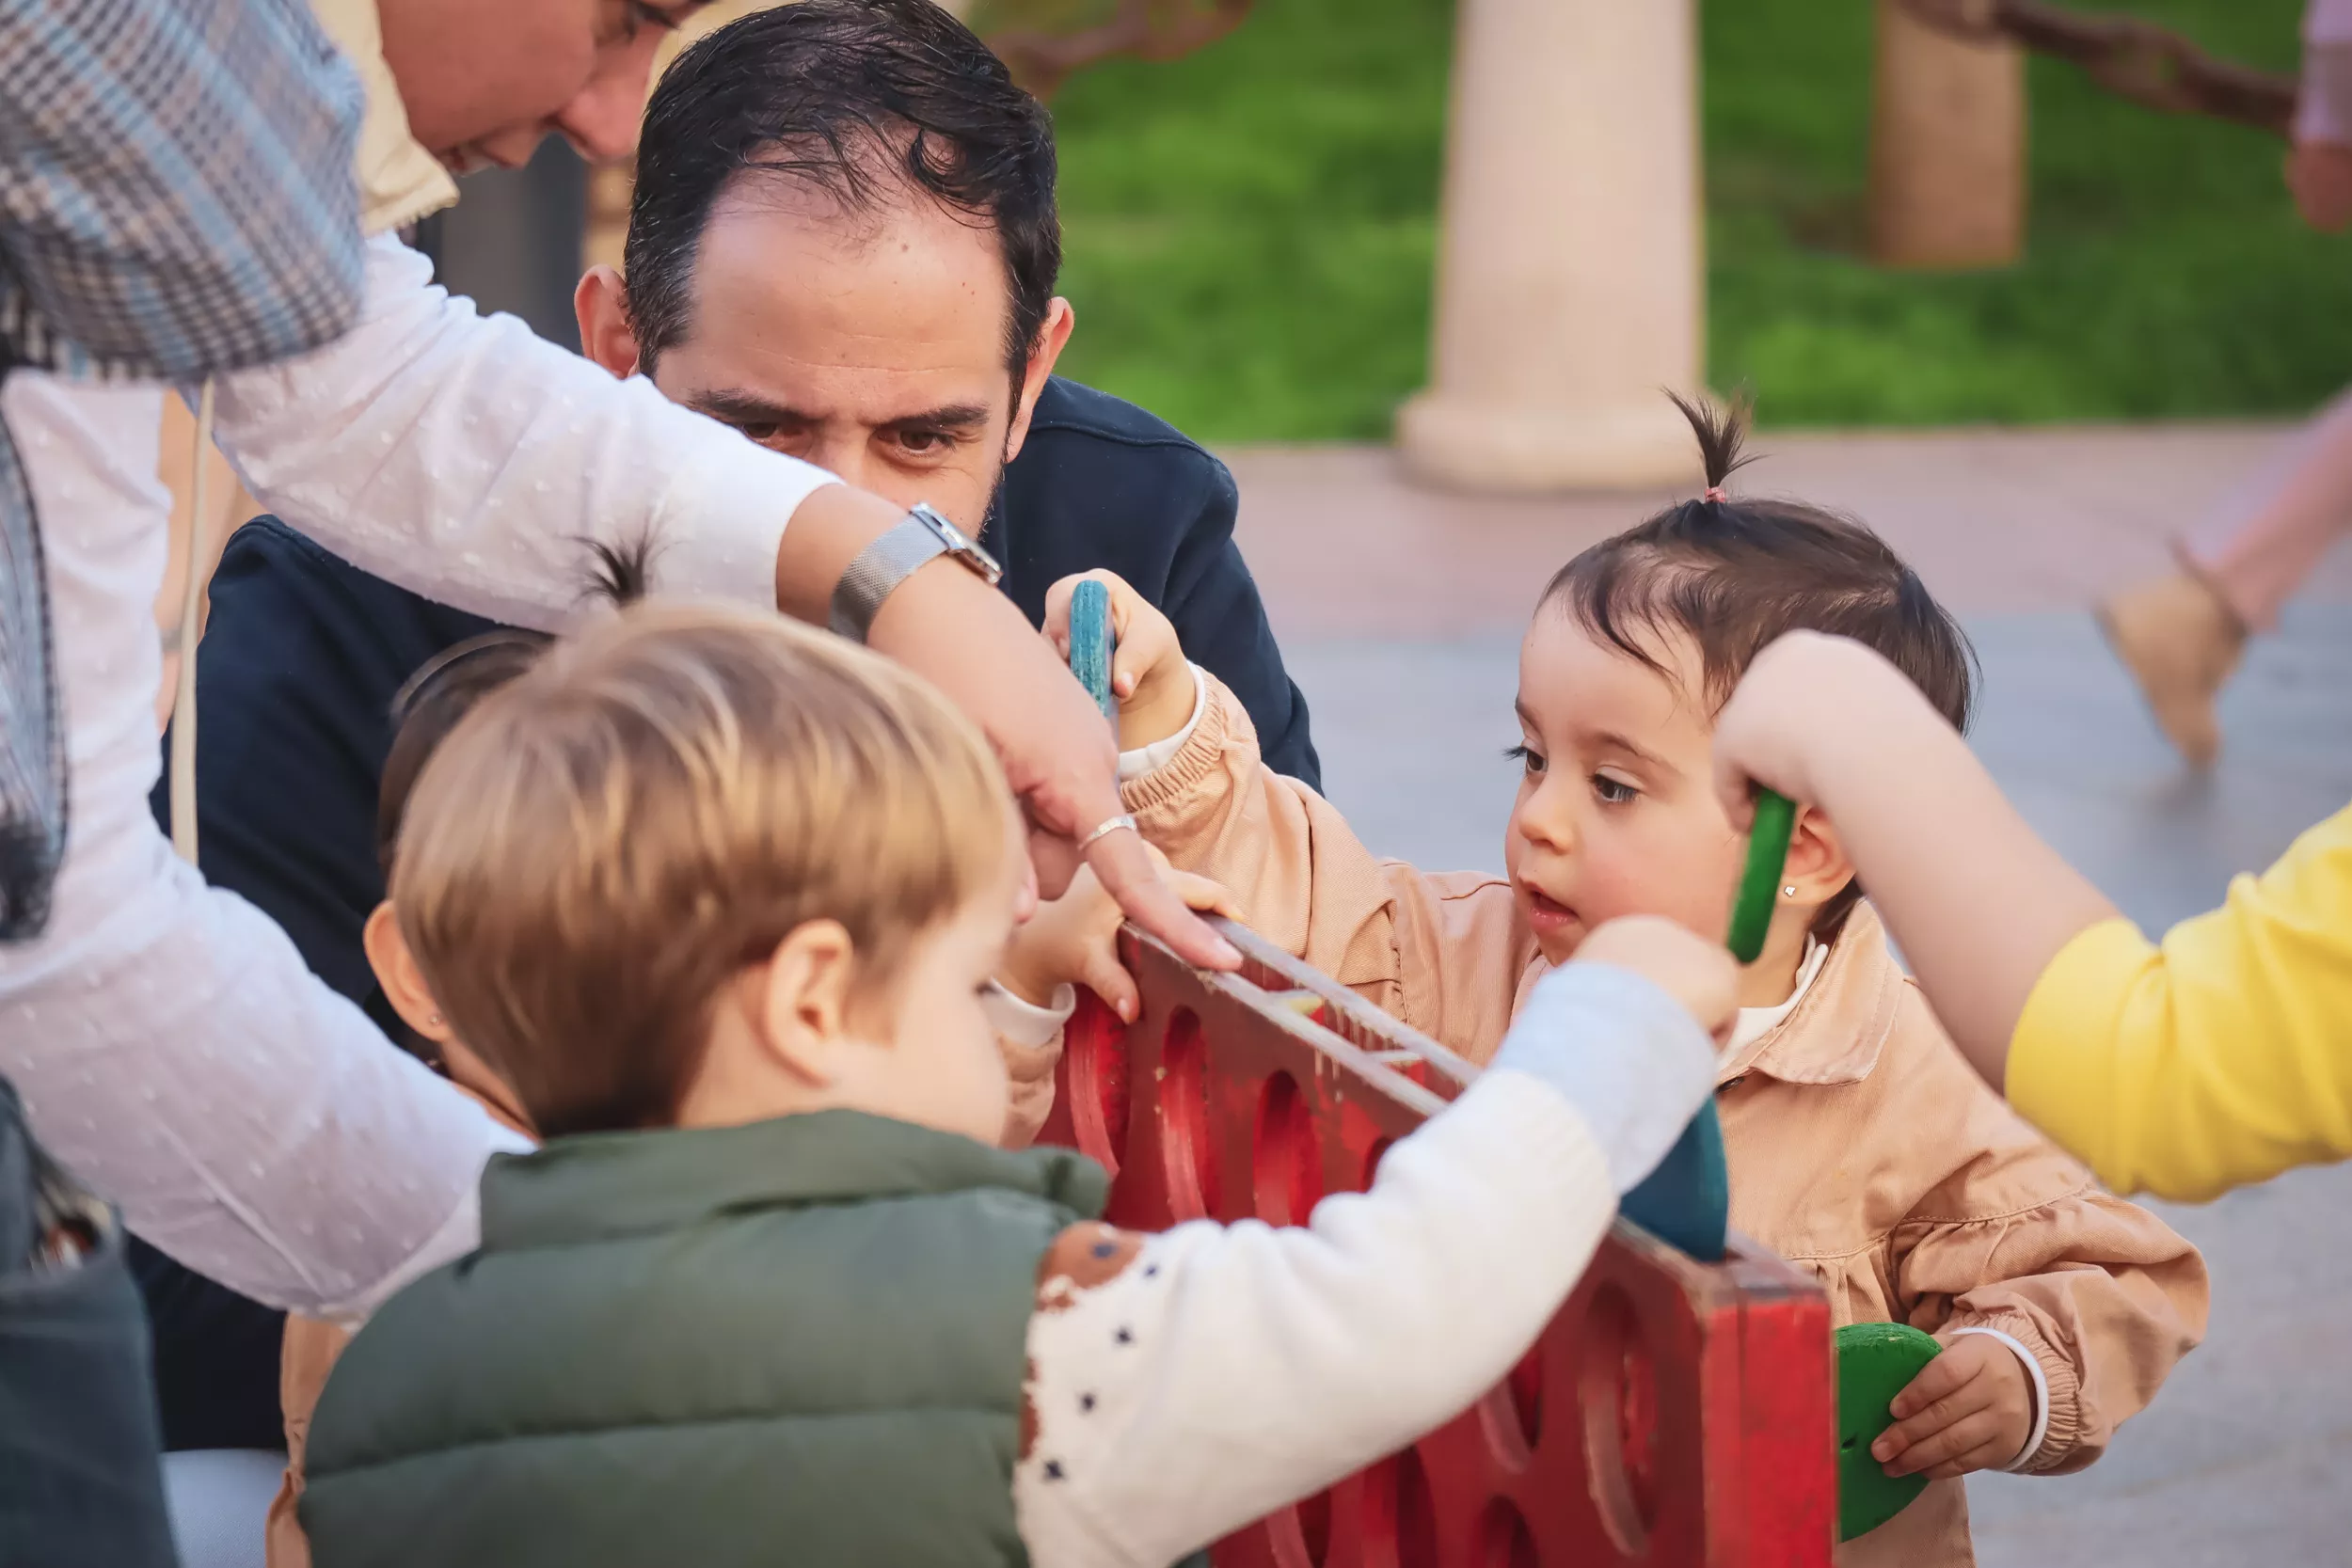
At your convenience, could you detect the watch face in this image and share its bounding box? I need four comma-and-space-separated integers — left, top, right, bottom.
914, 503, 970, 549
914, 504, 1002, 581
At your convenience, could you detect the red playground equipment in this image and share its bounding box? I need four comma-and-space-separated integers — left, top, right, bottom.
1036, 920, 1836, 1568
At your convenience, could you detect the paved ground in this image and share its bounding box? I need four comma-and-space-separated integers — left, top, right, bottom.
1221, 424, 2352, 1566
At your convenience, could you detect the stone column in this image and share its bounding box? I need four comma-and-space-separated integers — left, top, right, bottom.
1396, 0, 1704, 493
1868, 1, 2026, 268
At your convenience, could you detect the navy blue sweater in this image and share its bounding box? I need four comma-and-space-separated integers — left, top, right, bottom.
136, 378, 1314, 1449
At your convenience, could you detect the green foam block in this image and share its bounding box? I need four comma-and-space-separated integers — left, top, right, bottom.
1728, 788, 1797, 965
1835, 1322, 1942, 1543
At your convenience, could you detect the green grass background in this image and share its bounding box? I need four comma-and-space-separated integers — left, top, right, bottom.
1028, 0, 2352, 441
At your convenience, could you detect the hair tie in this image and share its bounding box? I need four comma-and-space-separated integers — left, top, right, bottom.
1701, 485, 1728, 504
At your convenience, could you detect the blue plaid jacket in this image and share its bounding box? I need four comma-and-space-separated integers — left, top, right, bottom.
0, 0, 366, 939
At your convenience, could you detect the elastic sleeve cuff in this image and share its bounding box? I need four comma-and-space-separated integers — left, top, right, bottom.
1118, 664, 1207, 781
2006, 917, 2156, 1185
1120, 670, 1241, 817
1946, 1326, 2051, 1471
984, 981, 1076, 1049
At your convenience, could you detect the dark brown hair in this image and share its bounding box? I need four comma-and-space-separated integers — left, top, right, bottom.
376, 540, 654, 876
1543, 392, 1976, 941
369, 543, 656, 1064
625, 0, 1059, 401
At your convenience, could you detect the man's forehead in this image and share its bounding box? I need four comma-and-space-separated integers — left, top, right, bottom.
660, 197, 1012, 426
690, 173, 1012, 345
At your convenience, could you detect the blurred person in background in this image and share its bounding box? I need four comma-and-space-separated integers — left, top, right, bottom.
2099, 0, 2352, 765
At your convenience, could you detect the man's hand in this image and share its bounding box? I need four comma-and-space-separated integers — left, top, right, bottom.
1042, 570, 1199, 753
2287, 139, 2352, 232
1001, 851, 1239, 1022
1872, 1335, 2036, 1481
773, 484, 1238, 970
1570, 915, 1740, 1044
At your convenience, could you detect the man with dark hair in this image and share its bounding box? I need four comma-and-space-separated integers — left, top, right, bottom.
151, 0, 1317, 1449
567, 2, 1311, 773
591, 0, 1315, 781
185, 0, 1314, 1033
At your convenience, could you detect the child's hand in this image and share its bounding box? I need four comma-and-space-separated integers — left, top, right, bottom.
1042, 571, 1199, 753
1871, 1334, 2035, 1480
1571, 915, 1739, 1044
1000, 850, 1238, 1023
1708, 631, 1946, 830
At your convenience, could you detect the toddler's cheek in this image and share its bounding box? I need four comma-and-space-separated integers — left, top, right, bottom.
1588, 852, 1737, 944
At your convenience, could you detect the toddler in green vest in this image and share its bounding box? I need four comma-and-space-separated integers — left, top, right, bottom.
301, 602, 1736, 1568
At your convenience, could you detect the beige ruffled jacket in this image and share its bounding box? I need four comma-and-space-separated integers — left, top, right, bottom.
1119, 673, 2210, 1568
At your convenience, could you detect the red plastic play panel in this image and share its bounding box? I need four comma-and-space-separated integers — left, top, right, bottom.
1037, 920, 1836, 1568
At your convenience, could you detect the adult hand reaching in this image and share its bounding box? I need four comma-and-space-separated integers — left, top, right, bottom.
774, 485, 1240, 971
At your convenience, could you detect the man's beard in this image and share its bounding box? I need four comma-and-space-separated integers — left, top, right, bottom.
974, 445, 1013, 556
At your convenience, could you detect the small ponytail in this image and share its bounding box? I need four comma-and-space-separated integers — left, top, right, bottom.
1542, 387, 1976, 942
1665, 388, 1756, 510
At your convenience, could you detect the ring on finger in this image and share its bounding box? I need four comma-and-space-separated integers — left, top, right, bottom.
1079, 813, 1138, 852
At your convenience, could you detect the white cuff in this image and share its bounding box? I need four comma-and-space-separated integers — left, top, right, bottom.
1489, 963, 1718, 1194
1947, 1325, 2050, 1472
1117, 663, 1206, 781
983, 980, 1076, 1049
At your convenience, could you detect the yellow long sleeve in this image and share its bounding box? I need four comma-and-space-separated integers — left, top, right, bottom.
2007, 800, 2352, 1201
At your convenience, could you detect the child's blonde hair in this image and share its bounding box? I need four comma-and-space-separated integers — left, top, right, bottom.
390, 602, 1012, 1138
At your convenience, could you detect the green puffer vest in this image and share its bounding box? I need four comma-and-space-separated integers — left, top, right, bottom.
302, 1109, 1109, 1568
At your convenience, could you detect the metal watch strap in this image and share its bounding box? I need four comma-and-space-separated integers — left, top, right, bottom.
829, 513, 950, 641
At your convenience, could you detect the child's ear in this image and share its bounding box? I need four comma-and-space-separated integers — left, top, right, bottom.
751, 918, 860, 1085
1781, 804, 1857, 909
361, 902, 455, 1045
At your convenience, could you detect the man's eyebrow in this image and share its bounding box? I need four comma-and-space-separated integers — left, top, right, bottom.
687, 388, 806, 425
684, 391, 994, 435
888, 404, 993, 432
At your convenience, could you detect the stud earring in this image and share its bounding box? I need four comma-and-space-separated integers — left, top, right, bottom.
427, 1012, 443, 1026
1782, 885, 1798, 898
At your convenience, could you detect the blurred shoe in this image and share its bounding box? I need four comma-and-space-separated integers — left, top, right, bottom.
2095, 571, 2247, 768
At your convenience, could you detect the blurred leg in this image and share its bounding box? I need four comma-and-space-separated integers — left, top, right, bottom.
2098, 387, 2352, 764
2180, 384, 2352, 633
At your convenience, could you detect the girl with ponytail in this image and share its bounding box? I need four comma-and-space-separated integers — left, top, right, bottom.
1054, 393, 2207, 1568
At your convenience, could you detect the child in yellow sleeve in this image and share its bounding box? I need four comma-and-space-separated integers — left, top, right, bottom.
1711, 630, 2352, 1202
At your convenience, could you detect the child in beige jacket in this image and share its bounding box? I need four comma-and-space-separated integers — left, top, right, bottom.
1056, 397, 2209, 1567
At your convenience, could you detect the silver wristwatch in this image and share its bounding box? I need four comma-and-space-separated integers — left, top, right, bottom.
827, 503, 1003, 641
